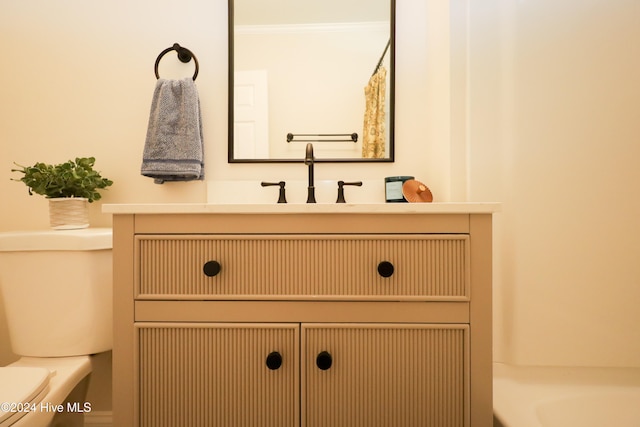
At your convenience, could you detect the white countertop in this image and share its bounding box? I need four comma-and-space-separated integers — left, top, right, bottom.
103, 202, 500, 215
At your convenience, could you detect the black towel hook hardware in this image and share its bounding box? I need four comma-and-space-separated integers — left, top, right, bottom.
154, 43, 199, 81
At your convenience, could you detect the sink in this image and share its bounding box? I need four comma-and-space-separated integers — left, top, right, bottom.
207, 180, 385, 204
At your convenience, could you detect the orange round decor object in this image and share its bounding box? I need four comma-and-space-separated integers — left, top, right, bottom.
402, 179, 433, 203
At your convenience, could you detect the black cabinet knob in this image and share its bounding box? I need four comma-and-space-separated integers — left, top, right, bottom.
316, 351, 333, 370
203, 260, 221, 277
266, 351, 283, 370
377, 261, 395, 278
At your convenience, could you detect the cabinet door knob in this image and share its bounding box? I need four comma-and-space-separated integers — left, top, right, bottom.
316, 351, 333, 370
377, 261, 395, 278
265, 351, 283, 370
203, 260, 221, 277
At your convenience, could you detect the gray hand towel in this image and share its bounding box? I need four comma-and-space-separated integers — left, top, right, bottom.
141, 78, 204, 184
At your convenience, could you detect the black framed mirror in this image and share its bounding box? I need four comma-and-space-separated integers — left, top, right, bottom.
228, 0, 395, 163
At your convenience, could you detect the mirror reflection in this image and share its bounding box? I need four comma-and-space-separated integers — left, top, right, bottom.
229, 0, 394, 162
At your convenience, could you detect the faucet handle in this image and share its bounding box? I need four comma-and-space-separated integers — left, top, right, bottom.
336, 180, 363, 203
261, 181, 287, 204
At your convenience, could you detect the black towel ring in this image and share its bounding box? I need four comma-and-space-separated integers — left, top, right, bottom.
154, 43, 199, 81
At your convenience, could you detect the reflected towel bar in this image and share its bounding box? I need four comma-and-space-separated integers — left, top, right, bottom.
286, 133, 358, 143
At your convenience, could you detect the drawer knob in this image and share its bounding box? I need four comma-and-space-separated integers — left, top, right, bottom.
316, 351, 333, 370
203, 260, 221, 277
377, 261, 395, 278
265, 351, 283, 370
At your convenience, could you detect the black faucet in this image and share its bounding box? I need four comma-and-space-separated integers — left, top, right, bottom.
336, 180, 363, 203
260, 181, 287, 203
304, 143, 316, 203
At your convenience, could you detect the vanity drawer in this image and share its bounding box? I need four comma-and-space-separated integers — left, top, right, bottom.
136, 235, 469, 301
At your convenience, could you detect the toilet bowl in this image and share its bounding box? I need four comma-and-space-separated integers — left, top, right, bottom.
0, 228, 112, 427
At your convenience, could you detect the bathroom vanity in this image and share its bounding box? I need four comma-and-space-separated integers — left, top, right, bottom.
106, 203, 497, 427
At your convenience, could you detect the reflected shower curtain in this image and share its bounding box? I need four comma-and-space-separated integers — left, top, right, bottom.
362, 66, 387, 158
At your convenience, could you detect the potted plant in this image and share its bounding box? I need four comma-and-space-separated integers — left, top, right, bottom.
11, 157, 113, 229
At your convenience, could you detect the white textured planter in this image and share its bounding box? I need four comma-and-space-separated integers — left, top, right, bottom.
48, 198, 89, 230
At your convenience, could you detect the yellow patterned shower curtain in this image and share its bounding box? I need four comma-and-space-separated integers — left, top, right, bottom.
362, 66, 387, 158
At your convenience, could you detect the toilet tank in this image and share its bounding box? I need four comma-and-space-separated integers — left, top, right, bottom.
0, 228, 112, 357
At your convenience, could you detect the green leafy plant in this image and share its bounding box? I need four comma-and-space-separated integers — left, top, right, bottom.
11, 157, 113, 203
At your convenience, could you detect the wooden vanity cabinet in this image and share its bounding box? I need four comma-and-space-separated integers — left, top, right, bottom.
112, 211, 493, 427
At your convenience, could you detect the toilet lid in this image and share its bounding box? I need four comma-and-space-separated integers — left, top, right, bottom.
0, 367, 51, 425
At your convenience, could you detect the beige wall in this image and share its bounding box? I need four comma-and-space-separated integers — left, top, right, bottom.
0, 0, 453, 229
1, 0, 639, 417
468, 0, 640, 367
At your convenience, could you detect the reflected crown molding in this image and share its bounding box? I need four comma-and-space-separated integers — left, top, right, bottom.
235, 21, 388, 35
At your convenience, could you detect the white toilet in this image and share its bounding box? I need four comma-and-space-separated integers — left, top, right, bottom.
0, 228, 112, 427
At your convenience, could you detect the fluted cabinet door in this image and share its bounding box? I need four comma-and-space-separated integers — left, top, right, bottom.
137, 323, 299, 427
302, 324, 470, 427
